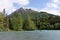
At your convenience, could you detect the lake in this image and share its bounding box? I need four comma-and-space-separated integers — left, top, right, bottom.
0, 30, 60, 40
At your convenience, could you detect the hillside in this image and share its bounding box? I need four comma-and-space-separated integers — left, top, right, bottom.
10, 8, 55, 19
8, 8, 60, 30
0, 8, 60, 31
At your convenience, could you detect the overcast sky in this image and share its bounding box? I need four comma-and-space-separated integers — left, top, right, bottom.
0, 0, 60, 15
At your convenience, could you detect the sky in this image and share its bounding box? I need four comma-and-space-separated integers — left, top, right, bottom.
0, 0, 60, 15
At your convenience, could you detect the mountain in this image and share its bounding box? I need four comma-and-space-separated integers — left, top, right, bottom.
1, 7, 60, 31
10, 7, 55, 19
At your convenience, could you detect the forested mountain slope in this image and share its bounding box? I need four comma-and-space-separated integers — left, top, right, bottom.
10, 8, 54, 19
0, 8, 60, 31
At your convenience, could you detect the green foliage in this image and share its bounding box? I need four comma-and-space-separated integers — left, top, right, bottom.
0, 13, 9, 31
8, 10, 60, 30
49, 16, 60, 24
39, 22, 54, 30
9, 13, 23, 31
1, 8, 60, 31
23, 14, 37, 30
0, 13, 4, 31
54, 23, 60, 30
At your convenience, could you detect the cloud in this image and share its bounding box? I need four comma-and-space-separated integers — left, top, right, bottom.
40, 8, 60, 15
52, 0, 59, 3
10, 0, 29, 6
40, 0, 60, 16
23, 7, 40, 12
0, 0, 29, 15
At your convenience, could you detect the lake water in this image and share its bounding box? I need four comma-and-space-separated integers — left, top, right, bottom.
0, 30, 60, 40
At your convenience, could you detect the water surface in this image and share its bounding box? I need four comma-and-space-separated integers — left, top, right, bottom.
0, 30, 60, 40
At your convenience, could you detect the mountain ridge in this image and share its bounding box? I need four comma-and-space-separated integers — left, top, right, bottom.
9, 7, 55, 19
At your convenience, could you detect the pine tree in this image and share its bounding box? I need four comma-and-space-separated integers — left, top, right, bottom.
23, 14, 37, 30
2, 9, 9, 31
0, 13, 8, 31
16, 13, 23, 31
10, 13, 23, 31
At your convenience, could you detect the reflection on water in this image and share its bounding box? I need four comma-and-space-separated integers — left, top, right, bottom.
0, 30, 60, 40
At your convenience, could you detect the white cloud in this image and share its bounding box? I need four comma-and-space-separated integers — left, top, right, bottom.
25, 0, 60, 16
23, 7, 40, 12
40, 8, 59, 15
46, 3, 58, 9
0, 0, 60, 16
0, 0, 29, 15
52, 0, 59, 3
40, 0, 60, 16
10, 0, 29, 6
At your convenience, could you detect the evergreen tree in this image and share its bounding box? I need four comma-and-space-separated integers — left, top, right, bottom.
10, 13, 23, 31
3, 14, 9, 31
23, 14, 37, 30
0, 13, 8, 31
54, 23, 60, 30
0, 13, 4, 31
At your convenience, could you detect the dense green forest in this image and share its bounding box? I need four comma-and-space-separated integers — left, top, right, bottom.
0, 8, 60, 31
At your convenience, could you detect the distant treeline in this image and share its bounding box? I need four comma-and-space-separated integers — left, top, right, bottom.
0, 12, 60, 31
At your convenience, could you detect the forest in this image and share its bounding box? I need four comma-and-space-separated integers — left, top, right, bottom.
0, 8, 60, 31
